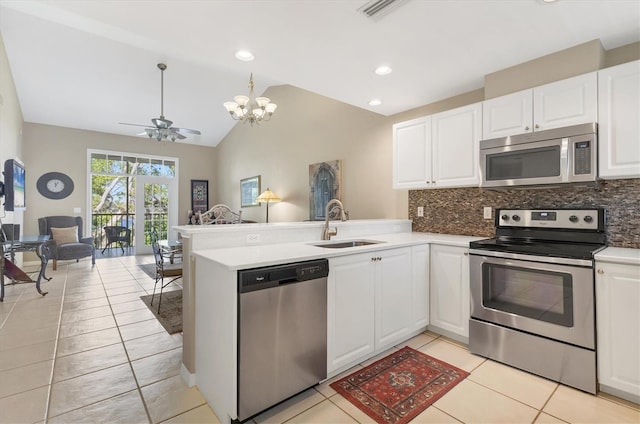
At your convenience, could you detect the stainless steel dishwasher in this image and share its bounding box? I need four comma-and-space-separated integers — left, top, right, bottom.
237, 259, 329, 422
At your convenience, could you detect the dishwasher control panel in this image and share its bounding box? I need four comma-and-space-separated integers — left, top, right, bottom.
238, 259, 329, 293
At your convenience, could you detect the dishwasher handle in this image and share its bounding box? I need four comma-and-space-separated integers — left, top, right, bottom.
238, 259, 329, 293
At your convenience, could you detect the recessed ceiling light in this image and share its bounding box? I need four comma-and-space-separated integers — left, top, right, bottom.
375, 65, 392, 76
235, 50, 254, 61
369, 99, 382, 106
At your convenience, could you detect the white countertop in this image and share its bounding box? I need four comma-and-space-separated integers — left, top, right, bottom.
595, 247, 640, 266
193, 232, 484, 271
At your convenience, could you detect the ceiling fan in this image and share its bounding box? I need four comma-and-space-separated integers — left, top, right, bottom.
120, 63, 201, 142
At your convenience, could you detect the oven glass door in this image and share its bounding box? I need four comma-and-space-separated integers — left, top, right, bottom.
482, 263, 573, 327
470, 253, 595, 349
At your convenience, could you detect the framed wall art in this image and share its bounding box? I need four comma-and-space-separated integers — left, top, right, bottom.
191, 179, 209, 213
309, 160, 342, 220
240, 175, 261, 207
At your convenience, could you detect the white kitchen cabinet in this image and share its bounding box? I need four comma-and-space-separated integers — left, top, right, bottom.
482, 89, 533, 139
482, 72, 597, 139
596, 260, 640, 404
392, 117, 430, 189
328, 247, 415, 373
393, 103, 481, 189
598, 60, 640, 180
375, 247, 413, 349
431, 103, 482, 188
412, 244, 430, 331
327, 252, 376, 372
429, 244, 470, 342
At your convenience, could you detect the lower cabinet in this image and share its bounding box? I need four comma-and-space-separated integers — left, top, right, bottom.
327, 246, 425, 373
429, 244, 470, 341
596, 260, 640, 403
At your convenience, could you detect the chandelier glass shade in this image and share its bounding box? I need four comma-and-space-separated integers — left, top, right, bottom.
224, 73, 277, 126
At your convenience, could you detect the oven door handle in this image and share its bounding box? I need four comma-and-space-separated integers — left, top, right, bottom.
468, 249, 593, 267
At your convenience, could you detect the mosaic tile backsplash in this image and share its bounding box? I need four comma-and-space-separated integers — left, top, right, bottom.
409, 178, 640, 248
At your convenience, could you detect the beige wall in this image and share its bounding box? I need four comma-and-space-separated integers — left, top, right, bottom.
22, 123, 216, 237
605, 41, 640, 68
214, 85, 407, 222
0, 33, 24, 231
484, 39, 606, 99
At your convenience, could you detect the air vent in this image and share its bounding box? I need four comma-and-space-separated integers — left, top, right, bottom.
358, 0, 407, 19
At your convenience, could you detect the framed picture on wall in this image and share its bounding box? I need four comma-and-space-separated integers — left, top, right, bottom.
191, 180, 209, 213
240, 175, 261, 207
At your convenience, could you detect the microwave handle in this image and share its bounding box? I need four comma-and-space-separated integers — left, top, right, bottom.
560, 138, 570, 182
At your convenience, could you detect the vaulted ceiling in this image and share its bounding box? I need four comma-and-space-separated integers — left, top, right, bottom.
1, 0, 638, 147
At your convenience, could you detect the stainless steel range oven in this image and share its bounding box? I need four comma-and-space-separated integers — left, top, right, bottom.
469, 208, 606, 394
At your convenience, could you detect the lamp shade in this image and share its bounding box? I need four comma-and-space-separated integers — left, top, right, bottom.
256, 188, 281, 203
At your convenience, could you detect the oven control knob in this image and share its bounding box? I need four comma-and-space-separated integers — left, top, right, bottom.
569, 215, 579, 223
584, 215, 593, 223
501, 214, 509, 221
511, 215, 520, 222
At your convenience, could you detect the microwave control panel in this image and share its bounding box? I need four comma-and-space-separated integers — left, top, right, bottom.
573, 140, 592, 175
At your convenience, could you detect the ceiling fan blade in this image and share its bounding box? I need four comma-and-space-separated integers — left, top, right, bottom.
171, 127, 202, 135
172, 132, 187, 140
119, 122, 153, 128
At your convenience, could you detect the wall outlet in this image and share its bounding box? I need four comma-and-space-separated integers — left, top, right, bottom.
246, 233, 260, 244
73, 207, 81, 214
483, 206, 493, 219
417, 207, 424, 217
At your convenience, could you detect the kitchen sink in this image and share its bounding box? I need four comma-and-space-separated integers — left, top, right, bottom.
311, 240, 383, 249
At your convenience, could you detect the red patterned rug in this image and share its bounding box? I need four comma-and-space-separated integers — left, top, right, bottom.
330, 346, 469, 424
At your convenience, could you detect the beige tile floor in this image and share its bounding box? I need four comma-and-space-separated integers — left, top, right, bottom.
0, 256, 639, 424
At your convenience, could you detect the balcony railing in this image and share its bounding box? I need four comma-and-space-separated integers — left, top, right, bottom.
92, 213, 168, 249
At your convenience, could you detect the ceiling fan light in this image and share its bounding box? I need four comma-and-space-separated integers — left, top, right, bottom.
265, 103, 277, 113
255, 97, 270, 108
234, 95, 250, 107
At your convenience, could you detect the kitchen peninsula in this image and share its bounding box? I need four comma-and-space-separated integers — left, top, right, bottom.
175, 219, 482, 424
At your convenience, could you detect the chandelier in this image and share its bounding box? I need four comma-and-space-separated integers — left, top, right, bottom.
224, 73, 277, 126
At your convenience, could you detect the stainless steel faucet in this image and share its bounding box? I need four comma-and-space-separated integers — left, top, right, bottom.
322, 199, 347, 240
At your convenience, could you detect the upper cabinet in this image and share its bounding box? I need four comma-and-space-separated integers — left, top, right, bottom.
392, 117, 431, 189
483, 72, 597, 140
393, 103, 481, 190
598, 60, 640, 180
431, 103, 482, 188
482, 89, 533, 139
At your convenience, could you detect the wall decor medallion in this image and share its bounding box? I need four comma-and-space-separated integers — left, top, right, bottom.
36, 172, 74, 199
309, 160, 342, 220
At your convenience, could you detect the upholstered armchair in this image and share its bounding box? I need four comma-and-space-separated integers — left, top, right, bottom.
38, 216, 95, 270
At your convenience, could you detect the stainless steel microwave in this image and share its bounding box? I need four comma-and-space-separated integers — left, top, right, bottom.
480, 123, 597, 188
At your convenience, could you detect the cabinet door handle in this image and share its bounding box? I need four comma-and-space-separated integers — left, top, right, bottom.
464, 251, 469, 256
535, 124, 540, 129
597, 269, 604, 274
525, 126, 530, 131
